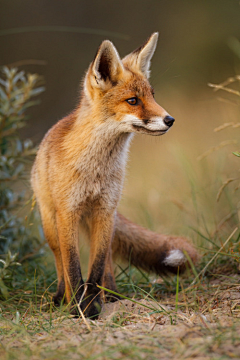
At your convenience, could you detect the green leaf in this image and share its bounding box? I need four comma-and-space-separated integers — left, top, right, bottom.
233, 152, 240, 157
0, 278, 9, 299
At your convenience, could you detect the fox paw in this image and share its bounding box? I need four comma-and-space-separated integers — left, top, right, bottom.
70, 290, 102, 319
53, 281, 66, 306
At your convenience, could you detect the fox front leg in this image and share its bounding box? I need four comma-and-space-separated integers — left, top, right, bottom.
81, 210, 115, 319
55, 210, 85, 313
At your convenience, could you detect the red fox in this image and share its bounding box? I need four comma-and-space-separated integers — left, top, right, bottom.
31, 33, 198, 319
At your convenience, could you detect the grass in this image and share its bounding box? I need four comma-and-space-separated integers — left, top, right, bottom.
1, 226, 240, 360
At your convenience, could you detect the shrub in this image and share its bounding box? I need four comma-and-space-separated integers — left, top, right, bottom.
0, 67, 45, 297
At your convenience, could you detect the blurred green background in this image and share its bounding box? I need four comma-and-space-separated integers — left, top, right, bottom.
1, 0, 240, 244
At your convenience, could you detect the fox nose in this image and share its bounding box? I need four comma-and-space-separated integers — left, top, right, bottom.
163, 115, 175, 127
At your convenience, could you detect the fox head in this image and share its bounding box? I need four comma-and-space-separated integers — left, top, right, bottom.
84, 33, 174, 136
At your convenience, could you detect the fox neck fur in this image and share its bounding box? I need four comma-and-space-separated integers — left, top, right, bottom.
61, 106, 133, 212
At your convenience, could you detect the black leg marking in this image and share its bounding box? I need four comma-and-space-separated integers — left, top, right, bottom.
80, 252, 106, 319
53, 279, 65, 306
80, 283, 102, 319
67, 247, 85, 314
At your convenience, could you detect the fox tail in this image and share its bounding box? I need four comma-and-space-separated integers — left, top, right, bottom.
112, 212, 198, 274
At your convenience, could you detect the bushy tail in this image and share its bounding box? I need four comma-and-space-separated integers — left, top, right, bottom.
112, 213, 198, 274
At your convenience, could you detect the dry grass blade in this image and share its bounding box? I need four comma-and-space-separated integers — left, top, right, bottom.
209, 84, 240, 97
197, 140, 238, 161
191, 227, 238, 285
209, 76, 240, 97
76, 302, 92, 332
6, 59, 47, 67
65, 273, 92, 332
209, 76, 239, 91
214, 122, 240, 132
217, 210, 237, 232
216, 178, 236, 202
0, 26, 130, 40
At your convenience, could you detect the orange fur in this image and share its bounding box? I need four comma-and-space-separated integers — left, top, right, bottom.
31, 33, 198, 319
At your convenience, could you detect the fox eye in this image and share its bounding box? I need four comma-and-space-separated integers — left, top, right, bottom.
126, 97, 138, 105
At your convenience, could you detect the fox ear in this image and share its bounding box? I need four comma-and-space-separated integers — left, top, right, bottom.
89, 40, 124, 90
123, 32, 158, 78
